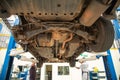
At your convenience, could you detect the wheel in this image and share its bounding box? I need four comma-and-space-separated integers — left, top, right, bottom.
37, 61, 43, 68
37, 57, 46, 68
69, 62, 75, 67
68, 57, 76, 67
89, 17, 114, 52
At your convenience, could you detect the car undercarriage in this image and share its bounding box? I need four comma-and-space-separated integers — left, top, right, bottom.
0, 0, 120, 67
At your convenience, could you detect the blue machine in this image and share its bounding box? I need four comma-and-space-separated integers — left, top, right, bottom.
0, 17, 19, 80
114, 6, 120, 53
0, 36, 16, 80
102, 7, 120, 80
112, 19, 120, 53
103, 50, 117, 80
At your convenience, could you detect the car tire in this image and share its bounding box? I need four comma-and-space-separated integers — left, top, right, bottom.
89, 17, 114, 52
69, 58, 76, 67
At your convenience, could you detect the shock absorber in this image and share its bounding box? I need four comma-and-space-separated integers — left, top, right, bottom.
54, 40, 59, 58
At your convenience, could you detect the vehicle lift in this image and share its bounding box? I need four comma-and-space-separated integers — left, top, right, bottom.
0, 36, 16, 80
102, 7, 120, 80
0, 8, 120, 80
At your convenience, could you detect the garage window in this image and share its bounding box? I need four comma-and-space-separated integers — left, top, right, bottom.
58, 66, 69, 75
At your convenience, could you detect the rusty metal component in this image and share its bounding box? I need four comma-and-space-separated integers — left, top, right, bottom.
54, 40, 59, 58
79, 0, 109, 26
12, 21, 97, 59
52, 31, 69, 42
75, 30, 95, 41
48, 58, 64, 62
37, 47, 54, 59
58, 48, 65, 58
25, 28, 48, 39
62, 33, 73, 49
59, 48, 66, 55
45, 39, 54, 47
34, 39, 39, 47
37, 33, 54, 47
52, 31, 60, 40
65, 37, 80, 58
0, 0, 84, 21
58, 33, 73, 58
39, 38, 54, 47
24, 22, 73, 40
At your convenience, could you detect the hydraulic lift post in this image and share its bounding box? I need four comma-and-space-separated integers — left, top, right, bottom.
103, 50, 117, 80
0, 36, 16, 80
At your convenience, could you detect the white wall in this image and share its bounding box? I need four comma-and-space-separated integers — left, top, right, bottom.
40, 57, 106, 80
52, 63, 71, 80
41, 63, 82, 80
87, 57, 106, 71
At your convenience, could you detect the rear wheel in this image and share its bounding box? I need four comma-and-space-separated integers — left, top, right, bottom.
89, 17, 114, 52
69, 58, 76, 67
36, 55, 47, 68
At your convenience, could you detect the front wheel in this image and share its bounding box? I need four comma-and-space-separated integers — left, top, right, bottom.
68, 57, 76, 67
